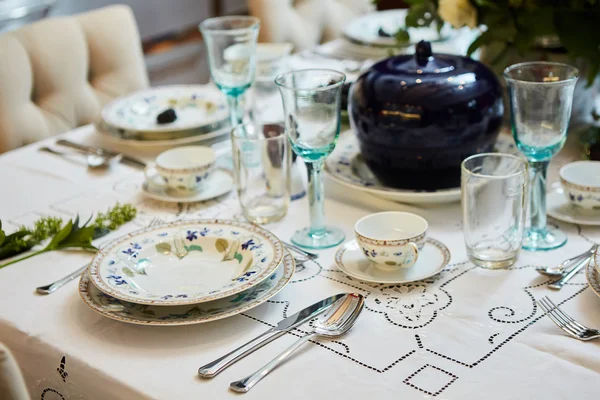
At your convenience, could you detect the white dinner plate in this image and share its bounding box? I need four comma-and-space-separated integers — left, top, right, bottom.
547, 190, 600, 226
102, 85, 229, 133
342, 10, 453, 48
96, 124, 230, 147
325, 131, 515, 205
88, 219, 285, 306
335, 239, 450, 284
141, 169, 233, 203
79, 252, 294, 326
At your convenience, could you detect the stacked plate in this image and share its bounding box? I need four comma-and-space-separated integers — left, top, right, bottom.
96, 85, 230, 146
325, 131, 516, 205
586, 247, 600, 300
78, 220, 295, 326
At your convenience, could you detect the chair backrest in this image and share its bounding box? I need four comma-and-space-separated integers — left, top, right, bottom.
0, 343, 30, 400
248, 0, 374, 51
0, 4, 149, 153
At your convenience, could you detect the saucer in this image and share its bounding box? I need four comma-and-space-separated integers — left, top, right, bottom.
585, 258, 600, 300
142, 169, 233, 203
335, 239, 450, 284
547, 190, 600, 226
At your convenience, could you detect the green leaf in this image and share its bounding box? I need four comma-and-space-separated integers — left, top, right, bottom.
394, 29, 410, 43
215, 239, 229, 253
185, 244, 203, 252
122, 267, 134, 278
0, 222, 5, 247
233, 252, 243, 264
45, 220, 73, 250
55, 225, 96, 250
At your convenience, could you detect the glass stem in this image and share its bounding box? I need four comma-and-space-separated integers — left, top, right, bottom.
306, 160, 326, 237
226, 95, 244, 127
528, 160, 549, 233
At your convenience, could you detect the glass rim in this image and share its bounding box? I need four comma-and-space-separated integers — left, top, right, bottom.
503, 61, 579, 85
461, 153, 528, 180
230, 122, 287, 142
274, 69, 346, 91
199, 16, 260, 33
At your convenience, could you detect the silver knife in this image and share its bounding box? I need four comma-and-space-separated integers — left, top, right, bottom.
197, 293, 346, 378
56, 139, 146, 168
549, 256, 590, 290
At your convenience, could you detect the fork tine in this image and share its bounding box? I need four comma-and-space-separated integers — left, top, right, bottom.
543, 297, 587, 331
539, 298, 581, 337
541, 297, 585, 335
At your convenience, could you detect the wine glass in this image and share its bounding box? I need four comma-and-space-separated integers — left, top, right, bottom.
275, 69, 346, 249
200, 16, 260, 127
504, 62, 579, 251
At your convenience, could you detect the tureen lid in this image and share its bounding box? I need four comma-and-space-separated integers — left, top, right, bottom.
389, 40, 455, 75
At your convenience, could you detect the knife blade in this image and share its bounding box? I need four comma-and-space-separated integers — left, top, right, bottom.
548, 256, 590, 290
55, 139, 146, 168
197, 293, 347, 378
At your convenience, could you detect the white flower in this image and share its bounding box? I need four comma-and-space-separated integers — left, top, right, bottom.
438, 0, 478, 29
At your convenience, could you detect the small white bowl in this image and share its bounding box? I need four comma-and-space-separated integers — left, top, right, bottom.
560, 161, 600, 209
354, 212, 428, 270
145, 146, 216, 193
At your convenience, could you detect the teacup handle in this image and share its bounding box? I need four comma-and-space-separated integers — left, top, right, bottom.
405, 242, 420, 268
144, 163, 167, 189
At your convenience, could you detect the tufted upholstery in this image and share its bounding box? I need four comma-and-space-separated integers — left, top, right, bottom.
0, 5, 149, 153
248, 0, 374, 51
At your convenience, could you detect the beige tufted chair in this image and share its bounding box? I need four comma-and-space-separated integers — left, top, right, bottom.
248, 0, 374, 51
0, 5, 149, 153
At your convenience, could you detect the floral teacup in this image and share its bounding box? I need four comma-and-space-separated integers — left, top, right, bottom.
560, 161, 600, 210
145, 146, 215, 193
355, 212, 428, 270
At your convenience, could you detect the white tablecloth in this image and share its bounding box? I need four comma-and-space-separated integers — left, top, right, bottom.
1, 122, 599, 400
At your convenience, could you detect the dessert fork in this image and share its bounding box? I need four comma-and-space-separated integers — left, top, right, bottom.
538, 296, 600, 341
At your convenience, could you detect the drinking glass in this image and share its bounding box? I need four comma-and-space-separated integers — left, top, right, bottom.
504, 62, 579, 251
276, 69, 345, 249
251, 44, 292, 123
462, 153, 529, 268
231, 122, 291, 224
200, 16, 260, 128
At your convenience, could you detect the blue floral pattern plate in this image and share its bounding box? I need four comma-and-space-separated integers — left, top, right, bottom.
325, 131, 516, 205
79, 253, 294, 326
88, 219, 285, 306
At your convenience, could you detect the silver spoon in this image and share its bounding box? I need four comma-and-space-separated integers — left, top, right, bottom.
230, 293, 364, 393
39, 146, 121, 169
536, 244, 597, 277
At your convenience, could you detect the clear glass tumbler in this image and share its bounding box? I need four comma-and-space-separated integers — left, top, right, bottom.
462, 153, 529, 268
504, 62, 579, 251
231, 122, 291, 224
200, 16, 260, 128
276, 69, 346, 249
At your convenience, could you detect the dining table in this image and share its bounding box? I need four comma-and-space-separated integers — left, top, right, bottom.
1, 41, 600, 400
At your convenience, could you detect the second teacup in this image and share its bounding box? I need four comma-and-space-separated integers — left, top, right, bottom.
355, 212, 428, 270
145, 146, 216, 193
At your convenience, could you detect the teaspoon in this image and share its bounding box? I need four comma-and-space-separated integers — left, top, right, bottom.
536, 244, 597, 277
230, 293, 364, 393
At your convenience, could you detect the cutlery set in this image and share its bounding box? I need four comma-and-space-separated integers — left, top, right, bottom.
39, 139, 146, 169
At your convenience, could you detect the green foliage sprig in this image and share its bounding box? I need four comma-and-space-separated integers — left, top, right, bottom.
0, 203, 137, 269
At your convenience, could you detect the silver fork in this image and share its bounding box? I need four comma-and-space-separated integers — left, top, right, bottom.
538, 296, 600, 341
35, 217, 163, 295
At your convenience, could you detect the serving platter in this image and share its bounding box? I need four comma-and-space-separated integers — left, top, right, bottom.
88, 219, 284, 306
79, 253, 294, 326
325, 131, 515, 205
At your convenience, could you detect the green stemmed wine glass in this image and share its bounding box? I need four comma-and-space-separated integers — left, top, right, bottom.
504, 62, 579, 251
276, 69, 346, 249
200, 16, 260, 127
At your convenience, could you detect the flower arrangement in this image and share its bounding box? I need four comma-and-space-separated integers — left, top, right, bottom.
398, 0, 600, 82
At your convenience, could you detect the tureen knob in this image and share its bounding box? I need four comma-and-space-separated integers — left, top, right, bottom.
415, 40, 432, 66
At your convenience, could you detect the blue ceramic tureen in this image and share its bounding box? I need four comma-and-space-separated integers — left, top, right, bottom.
348, 41, 504, 190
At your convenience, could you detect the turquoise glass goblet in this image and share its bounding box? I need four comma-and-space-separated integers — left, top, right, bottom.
200, 16, 260, 127
504, 62, 579, 251
276, 69, 346, 249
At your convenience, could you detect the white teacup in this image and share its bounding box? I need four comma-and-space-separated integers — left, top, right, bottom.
145, 146, 216, 193
560, 161, 600, 209
355, 212, 428, 270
